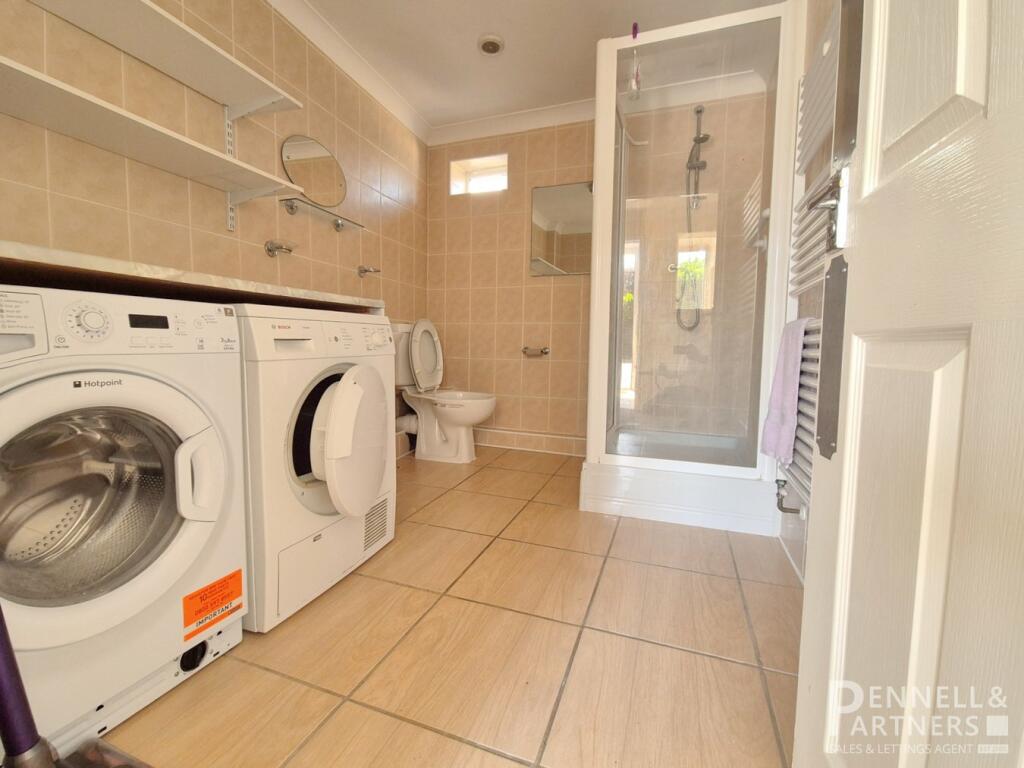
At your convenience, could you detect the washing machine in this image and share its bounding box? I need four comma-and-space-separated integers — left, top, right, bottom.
0, 285, 247, 756
235, 304, 395, 633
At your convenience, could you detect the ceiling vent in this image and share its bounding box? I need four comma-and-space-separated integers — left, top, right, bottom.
478, 35, 504, 55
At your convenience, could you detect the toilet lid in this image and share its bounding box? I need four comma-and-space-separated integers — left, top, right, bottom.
409, 319, 443, 392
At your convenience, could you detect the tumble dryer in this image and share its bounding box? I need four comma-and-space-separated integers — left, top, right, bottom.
0, 285, 247, 756
235, 304, 395, 633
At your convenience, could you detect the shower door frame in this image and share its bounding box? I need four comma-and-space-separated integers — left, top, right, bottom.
584, 3, 802, 521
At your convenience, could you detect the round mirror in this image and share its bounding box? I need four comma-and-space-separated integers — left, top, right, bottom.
281, 134, 347, 208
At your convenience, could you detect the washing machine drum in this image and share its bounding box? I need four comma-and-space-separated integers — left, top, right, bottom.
307, 364, 388, 519
0, 408, 182, 608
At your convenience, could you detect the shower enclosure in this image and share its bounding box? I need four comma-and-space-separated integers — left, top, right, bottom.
584, 5, 798, 532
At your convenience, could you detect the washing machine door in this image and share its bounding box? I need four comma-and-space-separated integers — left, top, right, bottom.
0, 370, 226, 650
309, 364, 387, 518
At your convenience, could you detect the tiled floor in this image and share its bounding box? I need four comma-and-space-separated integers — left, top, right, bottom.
109, 449, 803, 768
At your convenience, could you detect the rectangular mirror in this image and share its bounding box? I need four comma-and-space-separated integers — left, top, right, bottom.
530, 182, 593, 276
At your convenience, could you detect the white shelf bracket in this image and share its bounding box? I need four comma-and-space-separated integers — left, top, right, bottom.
228, 186, 285, 207
224, 108, 236, 158
225, 95, 295, 123
227, 185, 287, 232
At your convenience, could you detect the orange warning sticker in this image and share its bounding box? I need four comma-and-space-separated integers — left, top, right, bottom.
182, 569, 243, 641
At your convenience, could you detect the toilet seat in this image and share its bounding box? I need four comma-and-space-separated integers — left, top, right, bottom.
409, 319, 443, 392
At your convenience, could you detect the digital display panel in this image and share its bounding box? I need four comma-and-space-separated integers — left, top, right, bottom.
128, 314, 170, 329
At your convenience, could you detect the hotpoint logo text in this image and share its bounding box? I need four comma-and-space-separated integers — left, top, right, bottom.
73, 378, 124, 389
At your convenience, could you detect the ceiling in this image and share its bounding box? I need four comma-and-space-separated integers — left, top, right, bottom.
302, 0, 778, 129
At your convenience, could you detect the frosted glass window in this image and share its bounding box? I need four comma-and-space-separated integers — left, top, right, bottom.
450, 154, 508, 195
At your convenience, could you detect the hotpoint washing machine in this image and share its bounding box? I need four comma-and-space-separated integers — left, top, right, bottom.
0, 285, 248, 756
235, 304, 396, 633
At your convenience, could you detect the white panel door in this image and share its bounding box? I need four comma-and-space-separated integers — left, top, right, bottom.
794, 0, 1024, 765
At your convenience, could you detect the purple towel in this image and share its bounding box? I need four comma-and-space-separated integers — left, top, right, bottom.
761, 318, 812, 464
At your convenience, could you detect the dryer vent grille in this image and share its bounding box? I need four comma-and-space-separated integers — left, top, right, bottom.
363, 499, 388, 551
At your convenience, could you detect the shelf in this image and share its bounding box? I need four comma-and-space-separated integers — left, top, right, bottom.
29, 0, 301, 119
281, 197, 365, 231
0, 55, 301, 205
0, 241, 385, 314
530, 256, 569, 276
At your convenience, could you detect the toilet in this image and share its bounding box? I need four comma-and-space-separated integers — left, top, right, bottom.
393, 319, 496, 463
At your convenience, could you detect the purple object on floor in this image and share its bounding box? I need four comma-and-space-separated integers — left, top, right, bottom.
0, 602, 41, 759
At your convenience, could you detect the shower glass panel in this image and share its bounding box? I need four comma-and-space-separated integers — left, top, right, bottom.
606, 18, 781, 467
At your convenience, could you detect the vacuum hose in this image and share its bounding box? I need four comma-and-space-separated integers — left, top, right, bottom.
0, 604, 54, 767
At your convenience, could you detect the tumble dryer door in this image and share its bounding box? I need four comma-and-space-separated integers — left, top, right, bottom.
309, 364, 387, 518
0, 370, 226, 650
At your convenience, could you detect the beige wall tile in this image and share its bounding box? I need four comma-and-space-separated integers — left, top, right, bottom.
50, 194, 129, 259
519, 397, 549, 432
45, 15, 124, 106
188, 181, 231, 234
47, 134, 127, 209
527, 129, 556, 171
336, 71, 360, 129
471, 214, 497, 251
185, 0, 232, 38
0, 180, 48, 246
359, 90, 381, 144
556, 122, 589, 168
0, 114, 46, 187
446, 217, 471, 253
236, 195, 277, 245
279, 253, 312, 289
127, 161, 189, 224
235, 117, 276, 174
124, 58, 187, 134
151, 0, 183, 19
233, 0, 273, 66
240, 241, 278, 284
306, 47, 335, 113
185, 89, 226, 151
192, 229, 240, 278
129, 214, 190, 270
0, 0, 44, 70
184, 9, 232, 53
548, 398, 579, 436
273, 14, 307, 93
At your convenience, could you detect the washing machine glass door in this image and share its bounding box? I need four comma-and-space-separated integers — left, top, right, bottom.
309, 364, 387, 518
0, 371, 225, 650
